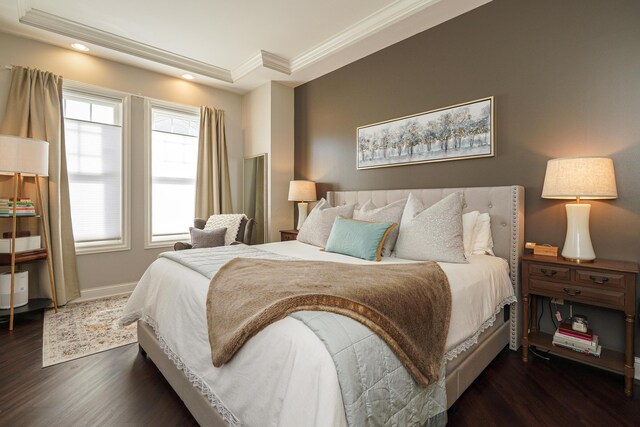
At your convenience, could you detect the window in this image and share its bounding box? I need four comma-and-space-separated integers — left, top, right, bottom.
63, 87, 129, 253
146, 102, 199, 246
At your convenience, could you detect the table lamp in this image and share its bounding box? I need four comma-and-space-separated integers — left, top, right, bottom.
0, 135, 57, 330
541, 156, 617, 262
288, 180, 316, 230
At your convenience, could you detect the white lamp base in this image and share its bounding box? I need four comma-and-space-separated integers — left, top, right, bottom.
296, 202, 309, 230
562, 203, 595, 262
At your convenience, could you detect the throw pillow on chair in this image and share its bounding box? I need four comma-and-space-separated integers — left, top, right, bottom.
189, 227, 227, 249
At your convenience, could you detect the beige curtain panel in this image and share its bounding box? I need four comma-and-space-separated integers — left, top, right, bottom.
195, 106, 232, 218
0, 66, 80, 304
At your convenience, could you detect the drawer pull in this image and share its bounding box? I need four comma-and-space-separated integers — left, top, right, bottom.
563, 288, 582, 297
589, 275, 609, 285
540, 268, 557, 277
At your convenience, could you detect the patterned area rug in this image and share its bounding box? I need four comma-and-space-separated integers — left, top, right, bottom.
42, 294, 137, 367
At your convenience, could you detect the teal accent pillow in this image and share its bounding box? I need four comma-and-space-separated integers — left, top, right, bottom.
324, 216, 397, 261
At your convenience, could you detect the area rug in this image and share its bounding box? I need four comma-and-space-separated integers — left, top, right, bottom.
42, 294, 137, 367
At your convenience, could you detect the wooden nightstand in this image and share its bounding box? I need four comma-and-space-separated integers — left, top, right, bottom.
521, 254, 638, 396
280, 229, 299, 241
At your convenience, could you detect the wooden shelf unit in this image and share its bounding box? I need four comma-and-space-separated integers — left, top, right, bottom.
1, 173, 58, 330
0, 248, 47, 265
0, 298, 51, 318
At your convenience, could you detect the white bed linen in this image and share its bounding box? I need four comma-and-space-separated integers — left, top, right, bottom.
122, 240, 514, 427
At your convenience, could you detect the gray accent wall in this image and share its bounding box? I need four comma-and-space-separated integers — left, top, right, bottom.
294, 0, 640, 353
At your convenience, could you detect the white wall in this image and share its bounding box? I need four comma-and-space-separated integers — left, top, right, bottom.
242, 82, 294, 241
0, 32, 244, 292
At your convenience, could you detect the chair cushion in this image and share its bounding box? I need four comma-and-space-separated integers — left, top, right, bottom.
204, 214, 246, 245
190, 227, 227, 249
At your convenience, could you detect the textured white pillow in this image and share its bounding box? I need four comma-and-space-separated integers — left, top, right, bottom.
394, 192, 467, 263
353, 198, 406, 257
462, 211, 480, 257
297, 199, 356, 247
204, 213, 246, 246
471, 213, 495, 255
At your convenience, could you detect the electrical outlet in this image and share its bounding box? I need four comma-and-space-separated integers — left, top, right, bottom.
551, 298, 564, 305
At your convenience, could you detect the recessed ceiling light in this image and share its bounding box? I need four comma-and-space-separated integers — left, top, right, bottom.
71, 43, 89, 52
181, 73, 195, 80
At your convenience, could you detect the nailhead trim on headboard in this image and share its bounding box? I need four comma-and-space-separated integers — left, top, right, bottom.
509, 185, 524, 350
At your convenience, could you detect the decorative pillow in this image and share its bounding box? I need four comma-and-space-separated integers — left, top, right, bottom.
462, 211, 480, 257
354, 198, 406, 257
204, 214, 246, 246
190, 227, 227, 249
297, 199, 355, 247
394, 192, 468, 263
471, 213, 495, 255
325, 216, 397, 261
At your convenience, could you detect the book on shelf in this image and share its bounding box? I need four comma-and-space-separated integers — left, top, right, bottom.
552, 340, 602, 358
0, 211, 36, 216
0, 197, 36, 216
553, 331, 598, 350
558, 322, 593, 340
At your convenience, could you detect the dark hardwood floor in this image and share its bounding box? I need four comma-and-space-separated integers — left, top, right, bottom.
1, 312, 638, 426
0, 312, 197, 427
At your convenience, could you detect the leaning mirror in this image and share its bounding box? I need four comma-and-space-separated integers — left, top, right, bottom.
243, 154, 267, 244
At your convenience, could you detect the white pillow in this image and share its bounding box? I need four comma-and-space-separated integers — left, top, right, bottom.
353, 198, 406, 257
297, 199, 356, 247
394, 192, 467, 263
471, 213, 494, 255
462, 211, 480, 257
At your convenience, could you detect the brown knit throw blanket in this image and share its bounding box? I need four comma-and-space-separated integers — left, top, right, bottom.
207, 258, 452, 386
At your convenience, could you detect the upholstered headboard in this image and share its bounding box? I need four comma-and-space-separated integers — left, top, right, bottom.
327, 185, 525, 351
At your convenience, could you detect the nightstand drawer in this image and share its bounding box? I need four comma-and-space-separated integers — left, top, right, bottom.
575, 269, 625, 290
529, 279, 625, 309
528, 264, 571, 281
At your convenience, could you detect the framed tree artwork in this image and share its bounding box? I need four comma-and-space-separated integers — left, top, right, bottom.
356, 96, 494, 169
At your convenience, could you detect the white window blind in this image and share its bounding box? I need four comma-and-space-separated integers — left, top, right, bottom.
150, 106, 199, 242
63, 90, 125, 250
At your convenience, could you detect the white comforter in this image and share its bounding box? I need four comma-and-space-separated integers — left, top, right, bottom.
122, 241, 514, 427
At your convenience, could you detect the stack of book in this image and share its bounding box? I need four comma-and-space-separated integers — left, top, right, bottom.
0, 198, 36, 216
552, 322, 601, 357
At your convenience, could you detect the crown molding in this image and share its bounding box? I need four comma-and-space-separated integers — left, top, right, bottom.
16, 0, 451, 88
290, 0, 441, 72
15, 0, 31, 17
232, 51, 264, 81
19, 8, 234, 83
261, 50, 290, 75
232, 50, 291, 81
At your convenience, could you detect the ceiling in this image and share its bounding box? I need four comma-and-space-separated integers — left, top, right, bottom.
0, 0, 490, 93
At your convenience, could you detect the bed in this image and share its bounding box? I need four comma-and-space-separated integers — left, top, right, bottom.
124, 185, 524, 426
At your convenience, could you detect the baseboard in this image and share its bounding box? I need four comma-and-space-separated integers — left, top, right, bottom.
636, 357, 640, 381
75, 281, 138, 303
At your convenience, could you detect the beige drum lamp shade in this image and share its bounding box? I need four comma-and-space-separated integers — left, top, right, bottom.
541, 156, 617, 262
542, 157, 617, 200
0, 135, 49, 176
288, 180, 317, 230
288, 180, 317, 202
